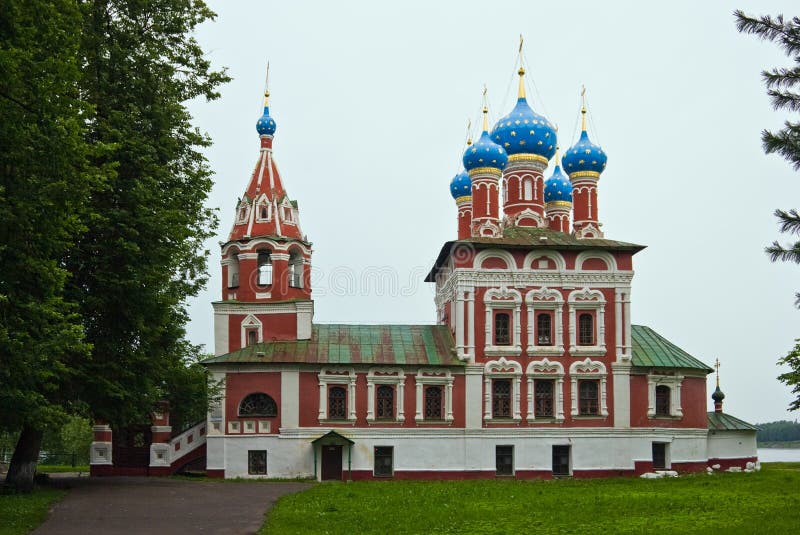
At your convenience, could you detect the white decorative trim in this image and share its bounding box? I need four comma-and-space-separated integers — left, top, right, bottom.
522, 250, 567, 271
318, 367, 357, 422
475, 221, 501, 238
474, 249, 516, 270
366, 368, 406, 422
569, 358, 608, 417
415, 369, 455, 423
240, 314, 262, 348
525, 287, 565, 355
90, 441, 112, 465
484, 287, 523, 355
575, 250, 618, 272
513, 208, 545, 228
575, 222, 604, 239
647, 374, 684, 418
567, 288, 606, 355
484, 357, 523, 422
254, 193, 272, 222
526, 359, 565, 421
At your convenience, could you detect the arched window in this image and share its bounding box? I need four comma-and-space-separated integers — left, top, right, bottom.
523, 179, 533, 201
537, 313, 552, 346
578, 380, 599, 415
578, 313, 594, 346
494, 313, 510, 346
655, 385, 671, 416
424, 386, 443, 420
492, 379, 511, 418
257, 250, 272, 286
328, 386, 347, 420
228, 252, 240, 288
289, 250, 303, 288
238, 393, 277, 417
376, 385, 394, 419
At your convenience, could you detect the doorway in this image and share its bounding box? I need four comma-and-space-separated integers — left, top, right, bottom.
321, 445, 342, 481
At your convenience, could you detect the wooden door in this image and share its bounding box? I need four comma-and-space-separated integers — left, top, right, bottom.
321, 445, 342, 481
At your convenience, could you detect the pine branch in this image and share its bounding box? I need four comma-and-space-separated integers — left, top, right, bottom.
763, 66, 800, 89
766, 240, 800, 263
767, 88, 800, 111
762, 125, 800, 170
735, 11, 800, 56
775, 208, 800, 234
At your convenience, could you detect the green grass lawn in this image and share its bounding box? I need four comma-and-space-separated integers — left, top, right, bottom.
263, 463, 800, 534
36, 464, 89, 474
0, 488, 65, 535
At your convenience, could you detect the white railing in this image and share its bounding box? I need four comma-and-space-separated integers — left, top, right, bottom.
169, 421, 207, 465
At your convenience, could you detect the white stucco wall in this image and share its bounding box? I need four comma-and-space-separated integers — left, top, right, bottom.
707, 430, 758, 459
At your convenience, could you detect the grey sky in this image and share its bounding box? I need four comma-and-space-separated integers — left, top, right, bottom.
186, 1, 800, 424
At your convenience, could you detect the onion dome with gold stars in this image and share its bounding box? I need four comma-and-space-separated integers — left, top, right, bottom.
256, 90, 277, 136
463, 105, 508, 172
450, 170, 471, 200
544, 152, 572, 205
562, 92, 606, 177
491, 67, 556, 161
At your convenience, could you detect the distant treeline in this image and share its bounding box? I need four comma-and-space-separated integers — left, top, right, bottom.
756, 421, 800, 442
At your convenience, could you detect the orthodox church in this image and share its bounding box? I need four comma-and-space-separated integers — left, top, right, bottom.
90, 62, 758, 480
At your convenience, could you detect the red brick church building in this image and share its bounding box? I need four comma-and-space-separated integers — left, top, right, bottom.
91, 65, 757, 480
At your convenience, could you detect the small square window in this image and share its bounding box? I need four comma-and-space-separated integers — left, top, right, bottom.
496, 445, 513, 476
374, 446, 393, 477
248, 450, 267, 475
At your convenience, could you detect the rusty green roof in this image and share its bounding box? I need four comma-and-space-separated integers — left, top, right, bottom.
426, 227, 645, 281
631, 325, 713, 372
707, 412, 758, 431
201, 324, 461, 366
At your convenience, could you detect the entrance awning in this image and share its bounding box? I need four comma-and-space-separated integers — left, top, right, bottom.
311, 431, 354, 481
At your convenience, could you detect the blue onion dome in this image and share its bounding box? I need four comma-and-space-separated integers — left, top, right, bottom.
491, 68, 557, 161
562, 103, 607, 177
463, 108, 508, 172
544, 155, 573, 205
450, 169, 471, 200
255, 91, 277, 136
712, 385, 725, 403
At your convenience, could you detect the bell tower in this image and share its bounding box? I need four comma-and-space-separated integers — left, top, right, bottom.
213, 78, 313, 355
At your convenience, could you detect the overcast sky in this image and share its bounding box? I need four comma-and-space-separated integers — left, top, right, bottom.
185, 0, 800, 424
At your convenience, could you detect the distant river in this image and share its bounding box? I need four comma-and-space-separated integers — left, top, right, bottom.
757, 448, 800, 462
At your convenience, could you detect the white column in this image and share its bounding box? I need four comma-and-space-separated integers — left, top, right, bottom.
555, 377, 565, 421
615, 288, 623, 360
318, 382, 327, 420
570, 377, 578, 416
484, 376, 492, 420
527, 377, 534, 419
280, 369, 299, 429
467, 288, 476, 360
484, 307, 492, 348
415, 381, 423, 422
674, 377, 684, 417
445, 380, 454, 422
568, 306, 576, 348
513, 305, 522, 350
647, 377, 655, 417
397, 380, 405, 422
623, 289, 632, 359
455, 289, 465, 357
513, 375, 522, 420
348, 378, 357, 420
465, 365, 484, 429
600, 377, 609, 417
526, 304, 534, 352
555, 304, 564, 350
598, 303, 606, 349
366, 381, 375, 420
612, 363, 631, 427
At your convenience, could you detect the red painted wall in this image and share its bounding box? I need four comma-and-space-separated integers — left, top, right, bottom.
630, 374, 708, 428
225, 372, 282, 433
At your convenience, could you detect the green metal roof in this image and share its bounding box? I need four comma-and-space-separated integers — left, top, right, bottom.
707, 411, 759, 431
202, 324, 461, 366
426, 227, 645, 281
631, 325, 713, 372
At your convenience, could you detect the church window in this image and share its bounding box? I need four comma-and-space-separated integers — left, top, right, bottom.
248, 450, 267, 475
246, 329, 258, 346
496, 445, 513, 476
492, 379, 512, 418
260, 206, 268, 219
328, 386, 347, 420
578, 380, 599, 415
228, 253, 240, 288
374, 446, 393, 477
289, 250, 303, 288
655, 385, 671, 416
537, 313, 552, 346
376, 385, 394, 419
494, 313, 510, 345
534, 379, 554, 418
239, 393, 277, 417
257, 250, 272, 286
523, 179, 533, 201
578, 313, 594, 345
424, 386, 443, 420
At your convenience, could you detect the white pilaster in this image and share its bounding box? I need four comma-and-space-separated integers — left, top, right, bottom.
281, 368, 299, 429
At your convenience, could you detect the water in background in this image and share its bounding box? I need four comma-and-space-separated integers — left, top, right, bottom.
757, 448, 800, 462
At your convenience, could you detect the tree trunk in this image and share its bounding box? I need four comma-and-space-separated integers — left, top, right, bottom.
5, 426, 43, 493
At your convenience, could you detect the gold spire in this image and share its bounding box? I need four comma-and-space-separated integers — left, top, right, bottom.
517, 35, 526, 100
715, 358, 721, 388
263, 61, 270, 107
482, 85, 489, 132
580, 85, 587, 132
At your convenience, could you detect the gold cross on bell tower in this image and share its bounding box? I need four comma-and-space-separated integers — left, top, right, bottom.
714, 358, 721, 387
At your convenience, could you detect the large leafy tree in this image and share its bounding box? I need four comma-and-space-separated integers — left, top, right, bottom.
0, 0, 96, 491
736, 10, 800, 408
69, 0, 227, 427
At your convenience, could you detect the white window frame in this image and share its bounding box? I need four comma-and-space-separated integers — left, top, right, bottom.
240, 315, 262, 348
526, 359, 565, 421
647, 374, 684, 418
484, 357, 522, 422
525, 287, 565, 356
235, 197, 250, 224
568, 288, 606, 356
318, 367, 357, 422
255, 194, 272, 222
414, 369, 454, 423
484, 287, 523, 356
569, 358, 608, 417
366, 368, 405, 423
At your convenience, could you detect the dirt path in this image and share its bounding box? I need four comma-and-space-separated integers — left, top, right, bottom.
33, 476, 311, 535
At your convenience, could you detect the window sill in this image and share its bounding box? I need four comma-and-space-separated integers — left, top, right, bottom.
570, 346, 607, 356
367, 419, 405, 426
485, 346, 522, 356
648, 414, 683, 420
414, 419, 453, 426
572, 415, 607, 420
485, 418, 522, 425
318, 419, 356, 425
526, 346, 565, 356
